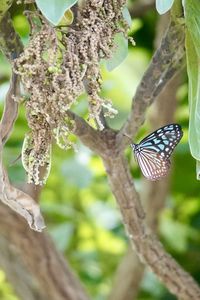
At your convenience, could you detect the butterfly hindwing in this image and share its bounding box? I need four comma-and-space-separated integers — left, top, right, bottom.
135, 149, 171, 180
131, 124, 183, 181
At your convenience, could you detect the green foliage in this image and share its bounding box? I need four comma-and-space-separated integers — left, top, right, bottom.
184, 0, 200, 179
105, 6, 132, 72
122, 6, 132, 26
105, 33, 128, 72
156, 0, 175, 14
0, 270, 19, 300
35, 0, 78, 25
1, 2, 200, 300
13, 15, 29, 38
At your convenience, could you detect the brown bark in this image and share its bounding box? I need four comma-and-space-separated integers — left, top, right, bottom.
0, 202, 90, 300
118, 7, 185, 150
0, 5, 89, 300
0, 1, 200, 300
103, 154, 200, 299
108, 73, 177, 299
108, 13, 183, 300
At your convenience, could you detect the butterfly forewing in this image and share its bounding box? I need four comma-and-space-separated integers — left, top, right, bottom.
131, 124, 183, 181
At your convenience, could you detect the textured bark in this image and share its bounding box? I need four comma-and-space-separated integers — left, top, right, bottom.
108, 13, 183, 299
0, 202, 90, 300
103, 154, 200, 299
0, 6, 89, 300
0, 1, 200, 300
118, 5, 185, 150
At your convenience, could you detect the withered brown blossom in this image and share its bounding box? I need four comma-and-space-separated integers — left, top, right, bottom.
14, 0, 130, 184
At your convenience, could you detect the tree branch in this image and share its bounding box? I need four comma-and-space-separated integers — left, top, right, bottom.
67, 110, 105, 155
0, 8, 91, 300
0, 2, 198, 299
0, 203, 90, 300
117, 16, 185, 151
62, 5, 200, 299
108, 63, 179, 300
103, 154, 200, 299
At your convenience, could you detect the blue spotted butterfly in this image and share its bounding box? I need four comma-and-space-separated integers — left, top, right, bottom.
130, 124, 183, 181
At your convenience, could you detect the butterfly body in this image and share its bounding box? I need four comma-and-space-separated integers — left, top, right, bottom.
130, 124, 183, 181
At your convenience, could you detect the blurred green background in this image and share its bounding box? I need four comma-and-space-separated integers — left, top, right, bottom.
0, 1, 200, 300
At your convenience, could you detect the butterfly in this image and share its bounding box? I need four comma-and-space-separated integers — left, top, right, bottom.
130, 124, 183, 181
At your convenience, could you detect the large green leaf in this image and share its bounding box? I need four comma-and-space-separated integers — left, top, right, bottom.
122, 6, 132, 26
185, 0, 200, 179
106, 33, 128, 72
35, 0, 78, 25
105, 7, 131, 72
156, 0, 175, 14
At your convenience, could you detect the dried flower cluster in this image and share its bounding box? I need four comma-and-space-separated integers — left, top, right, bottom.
14, 0, 129, 184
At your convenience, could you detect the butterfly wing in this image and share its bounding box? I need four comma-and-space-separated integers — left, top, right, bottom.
134, 148, 171, 180
132, 124, 183, 180
139, 124, 183, 159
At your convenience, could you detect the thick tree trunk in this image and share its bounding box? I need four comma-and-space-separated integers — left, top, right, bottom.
0, 202, 90, 300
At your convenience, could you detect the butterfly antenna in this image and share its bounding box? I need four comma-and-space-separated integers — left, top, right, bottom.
123, 133, 132, 142
123, 133, 136, 148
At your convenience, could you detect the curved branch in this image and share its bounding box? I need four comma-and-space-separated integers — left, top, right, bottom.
117, 17, 185, 150
67, 110, 105, 155
103, 154, 200, 299
108, 54, 180, 300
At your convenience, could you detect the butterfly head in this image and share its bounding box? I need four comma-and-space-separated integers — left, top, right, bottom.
130, 143, 136, 151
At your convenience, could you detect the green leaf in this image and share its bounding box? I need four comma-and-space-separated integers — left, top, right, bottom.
185, 0, 200, 179
106, 33, 128, 72
156, 0, 174, 14
58, 9, 74, 26
35, 0, 78, 25
196, 161, 200, 180
122, 6, 132, 26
